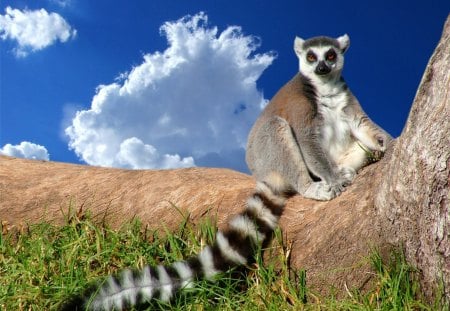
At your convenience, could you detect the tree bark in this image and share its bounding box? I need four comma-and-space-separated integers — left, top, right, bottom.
1, 14, 448, 301
375, 15, 450, 300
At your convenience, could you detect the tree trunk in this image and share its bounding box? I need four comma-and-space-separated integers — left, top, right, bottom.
1, 14, 448, 301
375, 15, 450, 300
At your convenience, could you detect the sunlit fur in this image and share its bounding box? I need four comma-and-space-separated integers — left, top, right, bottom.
246, 35, 392, 201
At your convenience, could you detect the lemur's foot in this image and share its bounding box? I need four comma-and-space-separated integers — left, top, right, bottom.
302, 181, 337, 201
338, 167, 356, 186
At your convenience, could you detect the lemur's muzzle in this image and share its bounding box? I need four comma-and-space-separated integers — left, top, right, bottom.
315, 61, 331, 75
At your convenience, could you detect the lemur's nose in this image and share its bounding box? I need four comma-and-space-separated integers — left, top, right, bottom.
315, 61, 331, 75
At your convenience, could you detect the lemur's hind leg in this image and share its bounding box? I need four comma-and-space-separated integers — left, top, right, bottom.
335, 141, 369, 177
246, 116, 335, 201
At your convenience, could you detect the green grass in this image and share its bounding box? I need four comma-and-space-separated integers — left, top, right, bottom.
0, 211, 443, 310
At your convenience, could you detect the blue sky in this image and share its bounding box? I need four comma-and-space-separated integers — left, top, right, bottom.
1, 1, 449, 173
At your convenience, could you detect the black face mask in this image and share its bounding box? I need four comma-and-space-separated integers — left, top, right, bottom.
315, 61, 331, 75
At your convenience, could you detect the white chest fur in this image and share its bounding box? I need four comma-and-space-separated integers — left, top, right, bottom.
316, 85, 353, 161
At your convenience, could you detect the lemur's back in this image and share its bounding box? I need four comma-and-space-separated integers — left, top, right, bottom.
251, 73, 313, 136
246, 73, 318, 186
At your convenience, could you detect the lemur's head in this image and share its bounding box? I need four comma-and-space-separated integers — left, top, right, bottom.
294, 34, 350, 80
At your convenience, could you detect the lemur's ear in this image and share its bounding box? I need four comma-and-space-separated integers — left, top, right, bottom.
294, 36, 305, 57
336, 34, 350, 53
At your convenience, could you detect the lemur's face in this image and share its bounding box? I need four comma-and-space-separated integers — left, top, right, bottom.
294, 35, 350, 79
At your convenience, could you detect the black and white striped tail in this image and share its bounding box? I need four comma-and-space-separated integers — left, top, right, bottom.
60, 173, 293, 311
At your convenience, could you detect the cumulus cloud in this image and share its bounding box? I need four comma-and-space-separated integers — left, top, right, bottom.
66, 12, 275, 171
116, 137, 194, 169
0, 141, 50, 160
0, 6, 76, 57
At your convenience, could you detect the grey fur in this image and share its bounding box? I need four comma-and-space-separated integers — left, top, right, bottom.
301, 36, 340, 50
246, 35, 392, 201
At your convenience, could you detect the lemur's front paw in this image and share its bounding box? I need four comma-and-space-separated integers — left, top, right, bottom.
366, 134, 391, 162
374, 132, 393, 152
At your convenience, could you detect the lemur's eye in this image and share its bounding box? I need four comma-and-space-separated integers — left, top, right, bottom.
326, 50, 337, 61
306, 52, 317, 62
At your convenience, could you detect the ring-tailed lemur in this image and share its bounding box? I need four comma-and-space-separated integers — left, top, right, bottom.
60, 34, 392, 310
60, 173, 294, 310
246, 34, 392, 201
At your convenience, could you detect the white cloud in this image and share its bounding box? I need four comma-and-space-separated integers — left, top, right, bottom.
0, 141, 50, 160
49, 0, 73, 8
116, 137, 194, 169
0, 6, 76, 57
66, 12, 275, 171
